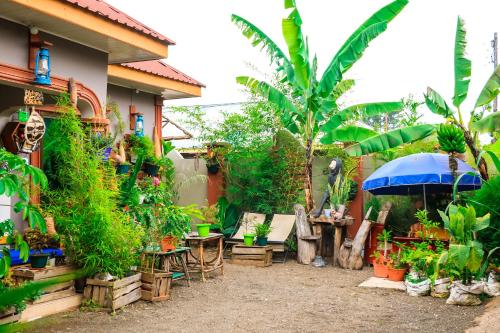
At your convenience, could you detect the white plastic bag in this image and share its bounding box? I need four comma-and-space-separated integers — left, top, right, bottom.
484, 272, 500, 297
405, 278, 431, 296
446, 281, 484, 306
431, 277, 450, 298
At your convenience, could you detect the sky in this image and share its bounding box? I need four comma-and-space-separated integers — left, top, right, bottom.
106, 0, 499, 132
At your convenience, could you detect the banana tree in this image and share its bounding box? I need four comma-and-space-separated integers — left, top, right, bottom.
233, 0, 430, 211
437, 205, 496, 284
424, 17, 500, 180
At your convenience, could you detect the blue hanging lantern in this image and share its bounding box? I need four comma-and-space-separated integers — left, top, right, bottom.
34, 47, 51, 85
135, 113, 144, 137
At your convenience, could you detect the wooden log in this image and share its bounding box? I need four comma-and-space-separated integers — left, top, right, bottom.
338, 238, 352, 268
344, 202, 392, 270
294, 204, 316, 265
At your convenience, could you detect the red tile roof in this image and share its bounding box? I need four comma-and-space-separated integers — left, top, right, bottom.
63, 0, 175, 45
122, 61, 205, 87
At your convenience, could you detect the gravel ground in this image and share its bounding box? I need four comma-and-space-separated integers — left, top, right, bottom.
23, 262, 486, 333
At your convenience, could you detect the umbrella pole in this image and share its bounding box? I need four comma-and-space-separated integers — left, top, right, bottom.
423, 184, 427, 210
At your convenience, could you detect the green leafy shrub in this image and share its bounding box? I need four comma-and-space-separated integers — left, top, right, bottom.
42, 96, 141, 277
469, 175, 500, 264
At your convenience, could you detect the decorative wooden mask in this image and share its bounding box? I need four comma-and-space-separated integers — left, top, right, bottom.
19, 109, 45, 153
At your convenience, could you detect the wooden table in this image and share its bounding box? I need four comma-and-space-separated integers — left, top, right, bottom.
140, 247, 191, 286
309, 216, 354, 266
184, 233, 224, 282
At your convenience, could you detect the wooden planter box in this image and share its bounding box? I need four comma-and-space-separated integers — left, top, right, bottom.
12, 265, 82, 323
83, 273, 142, 311
0, 307, 21, 325
230, 245, 273, 267
140, 270, 172, 302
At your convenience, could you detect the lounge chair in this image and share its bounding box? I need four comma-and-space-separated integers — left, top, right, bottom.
266, 214, 296, 263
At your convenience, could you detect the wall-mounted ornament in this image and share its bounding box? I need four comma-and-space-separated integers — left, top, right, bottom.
0, 108, 45, 154
24, 89, 44, 105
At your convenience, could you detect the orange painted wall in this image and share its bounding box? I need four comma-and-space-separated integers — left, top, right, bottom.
347, 157, 364, 239
207, 171, 224, 205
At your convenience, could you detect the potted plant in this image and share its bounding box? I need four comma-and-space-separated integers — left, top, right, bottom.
24, 229, 53, 269
160, 206, 192, 251
371, 251, 388, 278
414, 209, 449, 241
387, 250, 407, 281
437, 205, 497, 306
376, 229, 392, 258
205, 156, 220, 174
254, 223, 272, 246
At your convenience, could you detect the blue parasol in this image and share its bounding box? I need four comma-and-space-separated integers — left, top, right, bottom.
362, 153, 481, 207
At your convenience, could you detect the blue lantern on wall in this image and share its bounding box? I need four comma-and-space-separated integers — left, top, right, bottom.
34, 47, 51, 85
135, 113, 144, 137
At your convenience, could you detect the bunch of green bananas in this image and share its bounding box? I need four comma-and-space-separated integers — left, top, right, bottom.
437, 124, 466, 154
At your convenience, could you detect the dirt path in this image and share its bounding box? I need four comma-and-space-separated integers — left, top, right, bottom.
24, 262, 486, 333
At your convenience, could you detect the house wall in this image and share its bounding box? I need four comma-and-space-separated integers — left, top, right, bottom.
0, 18, 108, 112
39, 32, 108, 112
0, 19, 28, 69
107, 84, 157, 140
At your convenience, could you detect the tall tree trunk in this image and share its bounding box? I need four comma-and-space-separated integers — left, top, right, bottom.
304, 138, 314, 213
460, 126, 489, 180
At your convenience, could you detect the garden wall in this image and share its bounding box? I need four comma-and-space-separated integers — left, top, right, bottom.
169, 152, 208, 208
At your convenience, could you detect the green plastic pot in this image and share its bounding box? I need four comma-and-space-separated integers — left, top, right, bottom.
196, 223, 211, 237
256, 236, 268, 246
30, 253, 49, 269
243, 234, 255, 246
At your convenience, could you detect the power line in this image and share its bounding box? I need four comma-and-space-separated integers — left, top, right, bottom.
164, 101, 258, 109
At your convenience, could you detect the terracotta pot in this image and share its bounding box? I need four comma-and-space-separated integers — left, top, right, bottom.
160, 236, 177, 252
0, 236, 7, 245
387, 267, 407, 281
373, 262, 388, 278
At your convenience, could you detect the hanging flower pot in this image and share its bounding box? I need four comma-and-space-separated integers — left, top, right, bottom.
206, 163, 220, 174
144, 162, 160, 176
116, 164, 130, 174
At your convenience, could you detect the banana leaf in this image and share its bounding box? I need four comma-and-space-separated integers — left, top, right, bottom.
236, 76, 300, 133
340, 101, 404, 118
477, 149, 500, 174
319, 0, 408, 97
282, 3, 310, 90
231, 14, 294, 82
448, 244, 470, 271
474, 65, 500, 108
452, 17, 471, 108
320, 125, 377, 144
345, 124, 435, 156
425, 87, 453, 117
319, 22, 388, 98
473, 112, 500, 133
